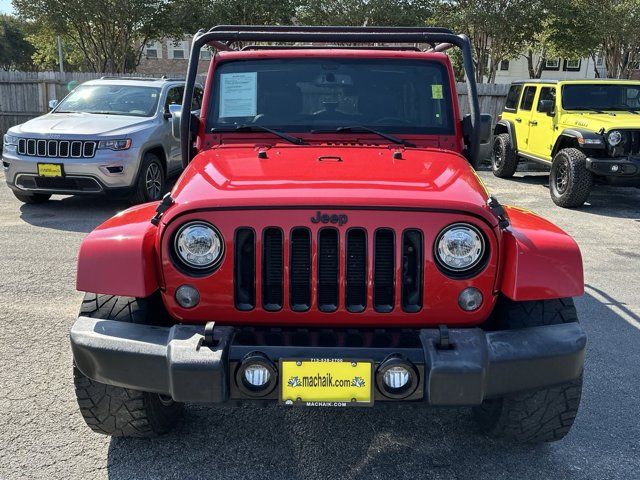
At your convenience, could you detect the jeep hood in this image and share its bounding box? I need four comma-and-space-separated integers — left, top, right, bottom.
164, 145, 498, 226
11, 112, 152, 137
563, 112, 640, 131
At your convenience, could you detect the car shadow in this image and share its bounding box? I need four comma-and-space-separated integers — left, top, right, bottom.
105, 287, 640, 480
505, 173, 640, 220
18, 179, 177, 234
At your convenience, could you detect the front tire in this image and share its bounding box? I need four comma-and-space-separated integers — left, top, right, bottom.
130, 153, 165, 204
73, 294, 183, 437
550, 148, 593, 208
12, 191, 51, 204
491, 133, 518, 178
472, 298, 583, 443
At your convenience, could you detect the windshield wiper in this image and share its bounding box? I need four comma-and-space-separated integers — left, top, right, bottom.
572, 107, 607, 114
211, 125, 307, 145
311, 126, 415, 147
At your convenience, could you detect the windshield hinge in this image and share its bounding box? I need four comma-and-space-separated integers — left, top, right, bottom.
151, 193, 175, 226
487, 196, 510, 230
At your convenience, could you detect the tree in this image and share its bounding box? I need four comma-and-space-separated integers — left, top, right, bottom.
13, 0, 174, 72
295, 0, 433, 26
546, 0, 640, 79
431, 0, 545, 83
0, 14, 35, 70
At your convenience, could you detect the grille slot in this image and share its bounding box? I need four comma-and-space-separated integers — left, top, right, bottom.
262, 228, 283, 311
234, 228, 255, 311
402, 230, 423, 312
290, 228, 311, 311
374, 229, 395, 312
346, 229, 367, 313
317, 229, 339, 312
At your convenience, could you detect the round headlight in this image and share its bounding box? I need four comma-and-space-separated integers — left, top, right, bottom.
607, 130, 623, 147
174, 221, 223, 271
435, 223, 485, 273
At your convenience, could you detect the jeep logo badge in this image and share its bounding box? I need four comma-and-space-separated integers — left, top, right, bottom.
311, 211, 348, 226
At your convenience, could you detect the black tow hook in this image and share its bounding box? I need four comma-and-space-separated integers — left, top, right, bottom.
436, 325, 453, 350
202, 321, 219, 348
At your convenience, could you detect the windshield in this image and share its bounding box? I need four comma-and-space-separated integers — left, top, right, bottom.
55, 85, 161, 117
207, 58, 454, 134
562, 83, 640, 111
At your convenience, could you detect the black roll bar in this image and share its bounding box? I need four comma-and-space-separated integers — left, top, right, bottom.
180, 26, 481, 168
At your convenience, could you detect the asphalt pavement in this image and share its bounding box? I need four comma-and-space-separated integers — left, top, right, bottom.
0, 169, 638, 480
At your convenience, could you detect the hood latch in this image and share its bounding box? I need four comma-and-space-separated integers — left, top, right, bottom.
151, 193, 175, 226
487, 196, 510, 230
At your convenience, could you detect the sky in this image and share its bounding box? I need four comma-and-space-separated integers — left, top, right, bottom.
0, 0, 14, 14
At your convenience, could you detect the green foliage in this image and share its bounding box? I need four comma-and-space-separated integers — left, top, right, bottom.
296, 0, 433, 26
0, 14, 35, 70
13, 0, 174, 72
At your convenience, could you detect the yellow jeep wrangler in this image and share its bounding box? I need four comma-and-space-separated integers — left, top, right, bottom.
492, 80, 640, 207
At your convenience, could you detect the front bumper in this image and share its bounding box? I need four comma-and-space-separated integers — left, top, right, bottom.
70, 318, 586, 405
586, 156, 640, 185
3, 148, 141, 194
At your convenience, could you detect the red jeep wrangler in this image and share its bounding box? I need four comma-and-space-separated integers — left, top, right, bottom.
70, 26, 586, 443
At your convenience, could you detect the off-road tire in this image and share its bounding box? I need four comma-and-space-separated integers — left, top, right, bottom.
491, 133, 518, 178
472, 298, 583, 443
12, 191, 51, 204
550, 148, 593, 208
130, 152, 165, 204
74, 293, 183, 437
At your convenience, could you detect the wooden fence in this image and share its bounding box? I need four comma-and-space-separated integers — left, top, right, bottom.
0, 71, 509, 140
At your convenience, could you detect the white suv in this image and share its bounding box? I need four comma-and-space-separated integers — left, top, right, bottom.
2, 77, 202, 204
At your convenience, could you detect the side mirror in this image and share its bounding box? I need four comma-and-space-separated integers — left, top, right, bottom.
48, 99, 58, 110
169, 104, 182, 140
479, 113, 492, 144
539, 99, 555, 116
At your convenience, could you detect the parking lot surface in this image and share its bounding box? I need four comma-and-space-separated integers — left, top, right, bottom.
0, 169, 639, 480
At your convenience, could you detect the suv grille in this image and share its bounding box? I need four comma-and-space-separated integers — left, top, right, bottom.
17, 138, 97, 158
234, 227, 424, 313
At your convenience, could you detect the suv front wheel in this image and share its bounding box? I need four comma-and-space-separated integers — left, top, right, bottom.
491, 133, 518, 178
130, 152, 165, 204
550, 148, 593, 208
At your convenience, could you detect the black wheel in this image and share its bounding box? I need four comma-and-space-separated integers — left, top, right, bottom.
73, 293, 183, 437
13, 191, 51, 204
491, 133, 518, 178
550, 148, 593, 208
130, 153, 165, 204
472, 298, 583, 443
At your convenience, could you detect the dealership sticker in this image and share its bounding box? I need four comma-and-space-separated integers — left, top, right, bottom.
432, 84, 444, 99
219, 72, 258, 117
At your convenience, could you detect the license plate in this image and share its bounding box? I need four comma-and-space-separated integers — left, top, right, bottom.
37, 163, 63, 177
280, 359, 374, 407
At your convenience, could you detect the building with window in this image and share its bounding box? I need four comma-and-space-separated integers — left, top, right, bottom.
491, 54, 606, 84
136, 37, 212, 76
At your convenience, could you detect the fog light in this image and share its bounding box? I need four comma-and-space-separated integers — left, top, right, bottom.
376, 356, 419, 399
458, 287, 483, 311
383, 366, 410, 389
244, 364, 271, 387
175, 285, 200, 308
236, 353, 277, 397
611, 164, 619, 172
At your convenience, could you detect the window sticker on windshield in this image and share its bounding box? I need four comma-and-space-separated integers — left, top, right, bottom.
219, 72, 257, 117
432, 84, 444, 100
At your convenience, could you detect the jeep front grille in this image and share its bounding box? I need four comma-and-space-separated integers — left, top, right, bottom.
234, 227, 424, 313
17, 138, 97, 158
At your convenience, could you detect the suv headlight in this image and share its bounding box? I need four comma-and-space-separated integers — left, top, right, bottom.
98, 139, 132, 150
607, 130, 623, 147
3, 134, 18, 153
434, 223, 486, 274
173, 221, 224, 271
